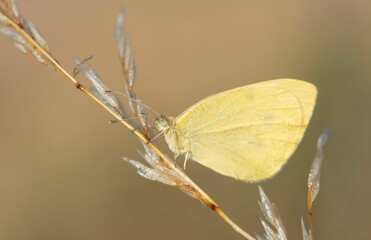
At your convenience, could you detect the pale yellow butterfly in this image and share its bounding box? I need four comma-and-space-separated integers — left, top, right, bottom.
154, 79, 317, 182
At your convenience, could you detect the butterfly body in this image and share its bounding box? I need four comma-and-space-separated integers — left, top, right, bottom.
155, 115, 190, 158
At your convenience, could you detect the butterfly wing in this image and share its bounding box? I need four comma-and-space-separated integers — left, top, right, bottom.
174, 79, 317, 181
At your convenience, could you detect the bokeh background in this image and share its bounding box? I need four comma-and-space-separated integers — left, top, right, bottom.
0, 0, 370, 239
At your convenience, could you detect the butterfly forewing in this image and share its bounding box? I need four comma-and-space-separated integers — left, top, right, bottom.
174, 79, 317, 181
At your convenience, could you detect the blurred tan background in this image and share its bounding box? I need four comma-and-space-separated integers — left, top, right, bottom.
0, 0, 370, 239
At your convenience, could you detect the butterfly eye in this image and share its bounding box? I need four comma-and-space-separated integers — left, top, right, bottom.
154, 115, 169, 130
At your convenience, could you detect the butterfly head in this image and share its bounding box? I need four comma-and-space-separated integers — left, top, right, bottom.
154, 114, 173, 132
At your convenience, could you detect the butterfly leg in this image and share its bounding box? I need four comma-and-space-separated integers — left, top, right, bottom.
183, 152, 190, 170
172, 152, 179, 167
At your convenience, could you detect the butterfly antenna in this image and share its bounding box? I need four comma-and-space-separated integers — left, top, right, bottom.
106, 90, 160, 117
108, 114, 149, 124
